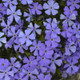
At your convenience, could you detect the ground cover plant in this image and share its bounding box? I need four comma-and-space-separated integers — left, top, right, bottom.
0, 0, 80, 80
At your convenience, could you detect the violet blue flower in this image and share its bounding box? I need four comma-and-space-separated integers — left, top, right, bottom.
0, 58, 10, 70
22, 69, 39, 80
64, 57, 79, 76
43, 0, 59, 15
0, 67, 14, 80
50, 53, 62, 74
0, 3, 7, 15
23, 56, 37, 70
64, 6, 78, 16
14, 38, 28, 53
24, 9, 33, 22
45, 34, 60, 48
1, 20, 12, 34
65, 42, 76, 55
28, 23, 42, 36
9, 57, 21, 73
30, 40, 43, 56
7, 5, 22, 23
2, 0, 18, 7
29, 2, 43, 15
60, 13, 76, 26
19, 29, 35, 46
67, 0, 80, 9
61, 25, 73, 38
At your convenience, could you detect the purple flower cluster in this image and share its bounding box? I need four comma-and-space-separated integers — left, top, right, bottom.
0, 0, 80, 79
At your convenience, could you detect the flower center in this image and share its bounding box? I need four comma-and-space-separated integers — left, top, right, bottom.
25, 36, 27, 39
13, 12, 15, 15
5, 72, 7, 74
52, 29, 54, 32
62, 57, 64, 59
36, 46, 38, 49
65, 29, 67, 31
35, 7, 37, 9
45, 50, 47, 53
67, 17, 69, 20
73, 2, 75, 4
51, 39, 53, 41
7, 26, 9, 29
70, 11, 72, 13
28, 73, 31, 75
20, 44, 22, 47
50, 7, 52, 9
67, 46, 69, 48
11, 64, 13, 67
9, 1, 11, 3
29, 62, 31, 64
77, 40, 79, 42
33, 27, 36, 31
52, 60, 54, 62
0, 9, 2, 11
14, 34, 16, 36
70, 64, 72, 67
2, 63, 4, 66
42, 57, 44, 60
39, 66, 41, 68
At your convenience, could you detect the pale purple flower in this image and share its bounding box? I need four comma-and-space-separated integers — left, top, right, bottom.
24, 9, 33, 22
64, 6, 78, 16
19, 29, 35, 46
5, 26, 20, 48
15, 19, 25, 30
43, 0, 59, 15
45, 22, 60, 38
0, 58, 10, 70
28, 23, 42, 36
50, 53, 62, 74
23, 56, 37, 70
64, 57, 79, 76
2, 0, 18, 7
29, 2, 43, 15
43, 18, 59, 26
0, 67, 14, 80
7, 5, 22, 23
36, 63, 48, 73
30, 40, 43, 56
61, 25, 73, 38
45, 34, 60, 48
39, 44, 53, 58
0, 3, 7, 15
37, 54, 51, 67
22, 69, 39, 80
72, 23, 80, 38
1, 20, 12, 34
67, 0, 80, 9
14, 39, 28, 53
60, 13, 76, 26
65, 42, 76, 55
9, 57, 21, 73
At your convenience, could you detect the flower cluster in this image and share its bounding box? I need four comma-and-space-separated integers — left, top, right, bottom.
0, 0, 80, 80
